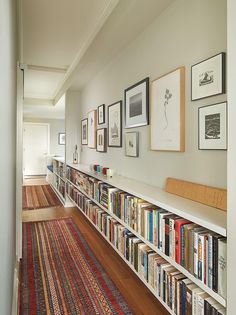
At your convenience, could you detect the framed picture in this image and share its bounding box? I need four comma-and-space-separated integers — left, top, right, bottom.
108, 101, 122, 147
125, 132, 139, 157
88, 110, 97, 148
97, 104, 105, 125
58, 133, 65, 145
151, 67, 185, 151
124, 77, 149, 128
191, 52, 226, 101
81, 118, 88, 145
96, 128, 107, 152
198, 102, 227, 150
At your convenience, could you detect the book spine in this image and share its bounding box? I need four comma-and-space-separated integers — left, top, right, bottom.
149, 211, 153, 243
198, 234, 204, 281
208, 234, 213, 289
193, 231, 199, 278
218, 239, 227, 299
175, 222, 182, 264
180, 225, 185, 267
212, 236, 219, 292
165, 218, 170, 256
153, 210, 157, 246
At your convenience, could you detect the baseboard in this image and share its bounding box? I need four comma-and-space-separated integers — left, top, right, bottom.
11, 259, 20, 315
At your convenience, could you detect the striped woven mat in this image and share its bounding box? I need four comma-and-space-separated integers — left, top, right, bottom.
23, 185, 62, 210
20, 218, 133, 315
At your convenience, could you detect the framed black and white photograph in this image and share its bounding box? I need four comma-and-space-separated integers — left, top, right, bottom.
97, 104, 105, 125
58, 132, 65, 145
124, 77, 149, 128
96, 128, 107, 152
191, 52, 226, 101
125, 132, 139, 157
198, 102, 227, 150
108, 101, 122, 147
81, 118, 88, 145
151, 67, 185, 151
88, 110, 97, 148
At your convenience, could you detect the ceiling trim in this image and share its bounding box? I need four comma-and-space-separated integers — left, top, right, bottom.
53, 0, 120, 104
24, 98, 54, 106
27, 65, 68, 73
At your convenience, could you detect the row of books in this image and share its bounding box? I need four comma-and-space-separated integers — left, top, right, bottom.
66, 167, 227, 299
66, 182, 226, 315
53, 160, 65, 178
53, 174, 65, 198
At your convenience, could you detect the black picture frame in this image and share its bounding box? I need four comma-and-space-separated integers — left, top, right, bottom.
191, 52, 226, 101
124, 77, 149, 128
108, 101, 122, 147
58, 133, 65, 145
81, 118, 88, 145
96, 128, 107, 152
97, 104, 105, 125
198, 101, 227, 150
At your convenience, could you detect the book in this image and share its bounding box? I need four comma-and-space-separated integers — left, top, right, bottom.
172, 273, 186, 314
175, 219, 191, 264
191, 287, 203, 315
184, 223, 198, 270
212, 235, 223, 292
218, 238, 227, 299
193, 227, 206, 278
186, 283, 197, 315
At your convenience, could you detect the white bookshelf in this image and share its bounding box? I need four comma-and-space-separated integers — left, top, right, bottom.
47, 157, 66, 203
67, 177, 226, 307
67, 163, 227, 237
67, 194, 176, 315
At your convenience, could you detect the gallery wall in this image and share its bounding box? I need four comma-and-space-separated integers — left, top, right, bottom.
24, 118, 66, 157
76, 0, 227, 189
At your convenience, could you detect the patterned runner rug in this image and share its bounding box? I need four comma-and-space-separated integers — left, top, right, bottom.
20, 218, 133, 315
23, 185, 62, 210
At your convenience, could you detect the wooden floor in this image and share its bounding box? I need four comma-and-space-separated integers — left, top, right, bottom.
22, 180, 169, 315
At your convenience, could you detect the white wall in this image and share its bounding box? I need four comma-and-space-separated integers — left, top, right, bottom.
24, 118, 65, 157
0, 0, 17, 314
77, 0, 226, 189
227, 0, 236, 312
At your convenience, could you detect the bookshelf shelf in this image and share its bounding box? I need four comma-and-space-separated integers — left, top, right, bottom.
67, 194, 176, 315
66, 178, 226, 307
67, 163, 227, 237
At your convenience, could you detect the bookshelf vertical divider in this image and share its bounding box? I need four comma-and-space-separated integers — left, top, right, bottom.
65, 163, 227, 313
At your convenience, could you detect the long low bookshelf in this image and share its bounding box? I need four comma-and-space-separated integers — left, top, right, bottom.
66, 163, 227, 314
67, 163, 226, 237
47, 157, 66, 203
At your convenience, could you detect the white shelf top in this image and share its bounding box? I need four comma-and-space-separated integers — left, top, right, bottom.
67, 163, 227, 237
52, 156, 65, 163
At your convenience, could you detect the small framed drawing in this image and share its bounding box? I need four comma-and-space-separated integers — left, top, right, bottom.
96, 128, 107, 152
81, 118, 88, 145
97, 104, 105, 125
125, 132, 139, 157
88, 110, 97, 148
108, 101, 122, 147
124, 77, 149, 128
58, 133, 65, 145
191, 52, 226, 101
151, 66, 185, 151
198, 102, 227, 150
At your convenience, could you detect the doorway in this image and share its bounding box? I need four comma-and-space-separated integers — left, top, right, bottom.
23, 122, 50, 176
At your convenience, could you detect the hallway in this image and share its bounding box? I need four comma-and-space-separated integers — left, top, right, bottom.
21, 181, 168, 315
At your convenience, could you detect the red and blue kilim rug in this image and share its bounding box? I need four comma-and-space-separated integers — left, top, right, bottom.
23, 185, 62, 210
20, 218, 133, 314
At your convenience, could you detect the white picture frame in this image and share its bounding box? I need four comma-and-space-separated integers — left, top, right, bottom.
151, 67, 185, 151
125, 132, 139, 157
198, 102, 227, 150
96, 128, 107, 152
88, 110, 97, 148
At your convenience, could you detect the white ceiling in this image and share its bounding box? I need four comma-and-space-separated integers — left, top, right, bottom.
21, 0, 175, 118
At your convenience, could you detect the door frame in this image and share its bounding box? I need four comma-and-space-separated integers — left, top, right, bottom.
23, 122, 50, 175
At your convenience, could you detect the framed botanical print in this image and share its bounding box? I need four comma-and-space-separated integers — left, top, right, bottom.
88, 110, 97, 148
81, 118, 88, 145
96, 128, 107, 152
125, 132, 139, 157
108, 101, 122, 147
151, 66, 185, 151
124, 77, 149, 128
191, 52, 226, 101
97, 104, 105, 125
58, 133, 65, 145
198, 102, 227, 150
